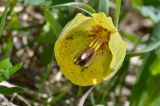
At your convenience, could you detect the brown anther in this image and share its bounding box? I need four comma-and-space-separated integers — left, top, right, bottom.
74, 46, 96, 68
74, 26, 111, 68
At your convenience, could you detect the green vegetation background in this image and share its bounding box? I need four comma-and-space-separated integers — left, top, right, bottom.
0, 0, 160, 106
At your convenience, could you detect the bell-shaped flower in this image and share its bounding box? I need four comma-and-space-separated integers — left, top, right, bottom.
54, 12, 128, 86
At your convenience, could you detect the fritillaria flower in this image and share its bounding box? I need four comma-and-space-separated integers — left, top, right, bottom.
54, 12, 127, 86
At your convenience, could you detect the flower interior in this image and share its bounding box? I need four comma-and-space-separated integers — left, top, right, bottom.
73, 25, 111, 68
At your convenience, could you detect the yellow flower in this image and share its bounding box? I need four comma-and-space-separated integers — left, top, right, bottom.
54, 12, 128, 86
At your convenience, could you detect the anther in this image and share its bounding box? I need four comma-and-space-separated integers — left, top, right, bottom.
73, 37, 104, 68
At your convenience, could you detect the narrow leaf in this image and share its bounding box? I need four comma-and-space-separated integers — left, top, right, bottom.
9, 62, 23, 76
98, 0, 109, 15
0, 0, 18, 38
0, 60, 23, 82
150, 55, 160, 75
43, 8, 62, 36
127, 40, 160, 57
0, 58, 12, 69
114, 0, 121, 28
0, 1, 10, 37
23, 0, 51, 6
122, 32, 139, 44
0, 58, 12, 82
0, 86, 24, 95
45, 2, 96, 16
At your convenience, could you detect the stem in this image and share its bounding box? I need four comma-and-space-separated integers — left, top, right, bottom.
114, 0, 121, 28
77, 86, 84, 97
90, 92, 96, 105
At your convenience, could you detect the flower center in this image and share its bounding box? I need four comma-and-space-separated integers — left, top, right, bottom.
73, 25, 111, 68
73, 37, 103, 68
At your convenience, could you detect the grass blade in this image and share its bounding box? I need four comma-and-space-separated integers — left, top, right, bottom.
43, 8, 62, 36
98, 0, 109, 15
90, 92, 96, 105
0, 0, 18, 38
114, 0, 121, 28
45, 2, 96, 16
9, 62, 23, 77
0, 59, 22, 82
0, 1, 10, 38
126, 40, 160, 57
0, 86, 24, 95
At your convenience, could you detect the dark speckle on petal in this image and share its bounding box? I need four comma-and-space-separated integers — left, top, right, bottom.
66, 36, 73, 40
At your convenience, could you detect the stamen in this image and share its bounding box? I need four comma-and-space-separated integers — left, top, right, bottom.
73, 46, 95, 67
89, 38, 98, 47
73, 37, 104, 68
95, 39, 103, 51
73, 24, 112, 68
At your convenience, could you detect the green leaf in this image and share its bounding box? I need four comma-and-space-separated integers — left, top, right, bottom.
0, 86, 24, 95
126, 40, 160, 57
132, 0, 143, 7
90, 92, 96, 106
98, 0, 109, 15
133, 74, 160, 106
0, 59, 23, 82
151, 21, 160, 40
44, 91, 65, 105
0, 59, 12, 81
23, 0, 51, 6
114, 0, 121, 28
133, 0, 160, 23
2, 38, 13, 58
130, 17, 160, 106
43, 8, 62, 36
45, 2, 96, 16
40, 47, 54, 65
139, 6, 160, 23
0, 0, 18, 38
127, 21, 160, 57
0, 58, 12, 70
143, 75, 160, 106
8, 62, 23, 77
142, 41, 160, 52
34, 31, 57, 44
150, 49, 160, 75
151, 96, 160, 106
100, 58, 130, 104
122, 32, 139, 44
143, 0, 160, 7
52, 0, 74, 5
150, 56, 160, 75
130, 52, 156, 106
0, 1, 10, 38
